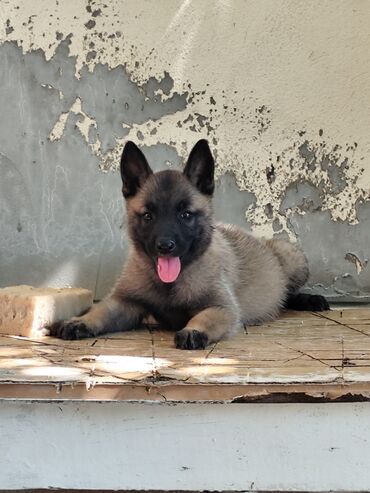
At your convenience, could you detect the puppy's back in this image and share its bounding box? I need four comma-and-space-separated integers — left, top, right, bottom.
216, 224, 288, 323
265, 238, 309, 294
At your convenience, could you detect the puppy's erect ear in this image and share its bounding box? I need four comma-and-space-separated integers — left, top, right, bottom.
120, 142, 153, 198
183, 139, 215, 195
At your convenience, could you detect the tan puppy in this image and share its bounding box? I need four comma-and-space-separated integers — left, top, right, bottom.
50, 140, 329, 349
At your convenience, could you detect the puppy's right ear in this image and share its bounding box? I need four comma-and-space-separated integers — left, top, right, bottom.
120, 142, 153, 198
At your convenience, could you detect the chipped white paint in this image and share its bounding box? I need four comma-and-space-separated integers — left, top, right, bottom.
49, 97, 97, 145
345, 253, 369, 275
1, 0, 370, 230
1, 401, 370, 491
49, 109, 69, 142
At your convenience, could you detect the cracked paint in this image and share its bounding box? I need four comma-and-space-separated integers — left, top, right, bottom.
2, 1, 370, 225
1, 0, 370, 299
345, 253, 369, 276
49, 97, 98, 151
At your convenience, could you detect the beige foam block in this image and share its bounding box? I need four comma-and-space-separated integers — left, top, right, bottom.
0, 285, 93, 337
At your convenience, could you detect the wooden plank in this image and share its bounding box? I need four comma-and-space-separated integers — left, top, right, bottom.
0, 309, 370, 401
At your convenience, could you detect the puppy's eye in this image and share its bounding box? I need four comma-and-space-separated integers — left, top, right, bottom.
142, 212, 153, 222
180, 210, 194, 221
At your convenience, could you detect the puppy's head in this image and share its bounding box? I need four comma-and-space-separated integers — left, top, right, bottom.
120, 140, 215, 283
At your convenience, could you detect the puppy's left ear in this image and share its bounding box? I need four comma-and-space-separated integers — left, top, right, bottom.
183, 139, 215, 195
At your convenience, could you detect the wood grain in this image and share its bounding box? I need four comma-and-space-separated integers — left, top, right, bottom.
1, 309, 370, 401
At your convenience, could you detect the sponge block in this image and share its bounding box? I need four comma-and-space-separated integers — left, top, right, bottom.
0, 285, 93, 337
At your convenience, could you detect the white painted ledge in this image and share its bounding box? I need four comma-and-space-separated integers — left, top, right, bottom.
0, 401, 370, 491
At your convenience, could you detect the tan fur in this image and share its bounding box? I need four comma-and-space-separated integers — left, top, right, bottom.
50, 141, 318, 347
76, 222, 308, 344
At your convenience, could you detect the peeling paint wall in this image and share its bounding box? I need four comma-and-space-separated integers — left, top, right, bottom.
0, 0, 369, 300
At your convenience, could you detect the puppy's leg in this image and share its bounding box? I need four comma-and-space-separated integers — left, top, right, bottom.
285, 293, 330, 312
48, 296, 145, 340
175, 306, 238, 350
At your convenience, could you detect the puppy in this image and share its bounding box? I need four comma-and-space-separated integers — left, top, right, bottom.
50, 140, 329, 349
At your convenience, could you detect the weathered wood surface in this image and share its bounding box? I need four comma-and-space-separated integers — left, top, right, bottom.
1, 309, 370, 401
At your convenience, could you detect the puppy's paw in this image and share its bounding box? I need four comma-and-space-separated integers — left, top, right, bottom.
308, 294, 330, 311
285, 293, 330, 312
48, 319, 95, 340
175, 328, 209, 350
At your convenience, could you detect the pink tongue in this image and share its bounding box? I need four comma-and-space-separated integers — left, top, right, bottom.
157, 257, 181, 283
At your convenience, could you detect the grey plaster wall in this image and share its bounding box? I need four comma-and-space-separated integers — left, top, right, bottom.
1, 2, 370, 302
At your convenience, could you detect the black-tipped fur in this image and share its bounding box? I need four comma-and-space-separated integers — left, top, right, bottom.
183, 139, 215, 195
49, 320, 95, 340
120, 141, 153, 198
285, 293, 330, 311
175, 328, 209, 350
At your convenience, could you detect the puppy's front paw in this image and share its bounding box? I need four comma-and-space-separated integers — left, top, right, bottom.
175, 328, 209, 350
48, 319, 95, 340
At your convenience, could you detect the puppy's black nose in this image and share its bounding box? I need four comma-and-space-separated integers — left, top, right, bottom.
156, 238, 176, 254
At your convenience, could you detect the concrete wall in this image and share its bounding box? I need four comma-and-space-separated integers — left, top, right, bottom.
1, 401, 370, 491
1, 0, 369, 301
